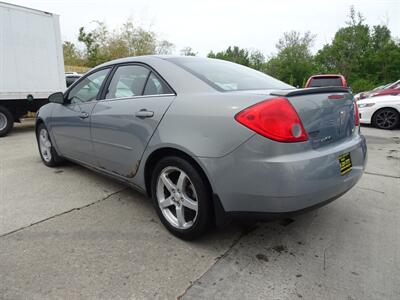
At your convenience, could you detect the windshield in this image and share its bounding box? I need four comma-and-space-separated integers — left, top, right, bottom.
166, 57, 293, 91
386, 80, 400, 89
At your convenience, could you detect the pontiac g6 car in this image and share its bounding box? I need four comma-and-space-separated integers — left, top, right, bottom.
36, 56, 367, 239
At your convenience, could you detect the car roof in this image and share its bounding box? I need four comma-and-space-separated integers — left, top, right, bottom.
309, 74, 344, 78
94, 55, 212, 69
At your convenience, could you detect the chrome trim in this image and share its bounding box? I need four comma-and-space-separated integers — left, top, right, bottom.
100, 94, 175, 102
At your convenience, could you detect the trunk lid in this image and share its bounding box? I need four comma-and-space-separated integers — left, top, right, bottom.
270, 87, 356, 148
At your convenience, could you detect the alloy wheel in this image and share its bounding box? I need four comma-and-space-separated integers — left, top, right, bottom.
39, 128, 52, 162
156, 166, 199, 229
375, 109, 399, 129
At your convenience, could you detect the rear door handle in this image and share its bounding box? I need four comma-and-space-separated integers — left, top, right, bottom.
135, 109, 154, 118
79, 112, 89, 119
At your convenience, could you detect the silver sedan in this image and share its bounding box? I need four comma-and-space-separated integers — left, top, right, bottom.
36, 56, 367, 239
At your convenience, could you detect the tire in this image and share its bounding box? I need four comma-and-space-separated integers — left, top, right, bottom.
372, 108, 399, 130
0, 106, 14, 137
36, 123, 63, 167
151, 156, 212, 240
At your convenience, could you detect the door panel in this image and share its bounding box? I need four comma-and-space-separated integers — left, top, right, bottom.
50, 68, 111, 165
51, 102, 96, 164
91, 95, 175, 177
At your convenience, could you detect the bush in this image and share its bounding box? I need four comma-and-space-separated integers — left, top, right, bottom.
350, 79, 378, 94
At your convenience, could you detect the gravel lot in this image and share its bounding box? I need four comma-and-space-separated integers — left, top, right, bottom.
0, 120, 399, 299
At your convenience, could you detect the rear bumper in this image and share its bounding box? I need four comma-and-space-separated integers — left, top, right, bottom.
200, 133, 367, 215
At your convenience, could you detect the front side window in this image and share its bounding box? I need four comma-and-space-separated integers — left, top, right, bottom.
106, 65, 150, 99
166, 57, 293, 91
67, 68, 110, 103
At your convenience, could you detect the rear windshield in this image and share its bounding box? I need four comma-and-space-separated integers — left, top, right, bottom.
308, 77, 343, 87
166, 57, 293, 91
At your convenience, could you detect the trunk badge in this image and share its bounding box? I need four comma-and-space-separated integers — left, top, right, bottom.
320, 135, 332, 143
339, 110, 347, 135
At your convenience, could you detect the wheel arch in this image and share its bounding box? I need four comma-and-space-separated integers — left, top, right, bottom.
143, 147, 213, 198
143, 146, 225, 226
35, 117, 44, 131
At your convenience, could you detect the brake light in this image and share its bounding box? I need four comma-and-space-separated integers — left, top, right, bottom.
354, 101, 360, 126
328, 94, 345, 100
235, 97, 308, 143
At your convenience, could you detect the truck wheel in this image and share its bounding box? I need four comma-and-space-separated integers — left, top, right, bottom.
0, 106, 14, 137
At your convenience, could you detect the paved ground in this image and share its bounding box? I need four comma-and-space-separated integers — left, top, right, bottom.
0, 120, 399, 299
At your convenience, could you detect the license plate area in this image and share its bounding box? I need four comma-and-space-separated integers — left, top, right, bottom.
338, 152, 352, 175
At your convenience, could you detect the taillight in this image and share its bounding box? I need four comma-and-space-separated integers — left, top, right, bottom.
235, 97, 308, 143
354, 101, 360, 126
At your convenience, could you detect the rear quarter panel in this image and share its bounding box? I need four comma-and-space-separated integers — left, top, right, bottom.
147, 92, 272, 158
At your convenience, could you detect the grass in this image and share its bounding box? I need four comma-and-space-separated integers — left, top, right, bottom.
65, 65, 90, 73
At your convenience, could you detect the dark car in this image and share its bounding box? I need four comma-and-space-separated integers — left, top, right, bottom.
65, 72, 81, 87
305, 74, 347, 88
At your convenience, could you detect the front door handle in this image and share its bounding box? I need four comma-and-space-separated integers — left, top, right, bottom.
79, 112, 89, 119
135, 109, 154, 118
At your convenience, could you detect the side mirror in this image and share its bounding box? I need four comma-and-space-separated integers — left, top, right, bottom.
48, 92, 65, 104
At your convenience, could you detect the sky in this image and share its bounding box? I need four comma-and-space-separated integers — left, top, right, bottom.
6, 0, 400, 56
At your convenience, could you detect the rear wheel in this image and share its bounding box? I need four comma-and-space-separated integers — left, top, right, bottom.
372, 108, 399, 130
0, 106, 14, 137
36, 123, 63, 167
151, 156, 212, 240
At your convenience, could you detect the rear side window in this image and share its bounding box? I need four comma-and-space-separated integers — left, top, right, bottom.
308, 77, 343, 87
106, 65, 150, 99
166, 57, 292, 91
143, 72, 173, 95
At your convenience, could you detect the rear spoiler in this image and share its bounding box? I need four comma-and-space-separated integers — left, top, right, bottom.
271, 87, 351, 97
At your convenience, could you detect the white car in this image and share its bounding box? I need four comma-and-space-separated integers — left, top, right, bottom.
358, 95, 400, 129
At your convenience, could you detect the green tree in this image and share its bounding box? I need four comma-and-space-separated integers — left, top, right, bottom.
62, 41, 84, 66
78, 22, 108, 67
315, 7, 370, 82
264, 31, 315, 87
181, 46, 197, 56
315, 7, 400, 92
368, 25, 400, 83
249, 50, 265, 71
207, 46, 251, 66
77, 20, 174, 67
157, 40, 175, 55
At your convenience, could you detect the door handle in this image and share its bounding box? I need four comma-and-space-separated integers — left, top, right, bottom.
135, 109, 154, 118
79, 112, 89, 119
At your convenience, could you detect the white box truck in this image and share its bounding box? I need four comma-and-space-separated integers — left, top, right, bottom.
0, 2, 66, 136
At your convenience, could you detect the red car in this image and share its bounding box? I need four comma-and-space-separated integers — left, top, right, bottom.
305, 74, 347, 88
369, 80, 400, 98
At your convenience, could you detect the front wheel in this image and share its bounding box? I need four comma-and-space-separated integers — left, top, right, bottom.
372, 108, 399, 130
36, 123, 63, 167
151, 156, 212, 240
